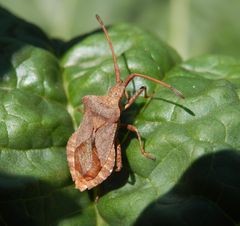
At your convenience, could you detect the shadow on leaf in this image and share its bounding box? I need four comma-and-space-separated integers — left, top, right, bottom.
0, 172, 95, 226
153, 97, 195, 116
134, 149, 240, 226
99, 95, 193, 195
98, 102, 145, 195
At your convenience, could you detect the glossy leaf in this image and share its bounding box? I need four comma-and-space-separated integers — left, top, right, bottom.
0, 8, 240, 226
96, 55, 240, 226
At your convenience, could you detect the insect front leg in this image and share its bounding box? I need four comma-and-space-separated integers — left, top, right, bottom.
115, 140, 122, 172
120, 124, 156, 160
124, 86, 152, 110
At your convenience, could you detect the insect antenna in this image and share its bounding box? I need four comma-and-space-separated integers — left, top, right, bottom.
124, 73, 185, 99
96, 15, 121, 83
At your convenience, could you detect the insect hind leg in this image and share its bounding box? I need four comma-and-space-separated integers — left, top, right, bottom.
120, 124, 156, 160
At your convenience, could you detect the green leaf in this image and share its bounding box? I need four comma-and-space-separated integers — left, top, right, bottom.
1, 7, 240, 226
62, 23, 181, 126
96, 55, 240, 226
0, 10, 94, 225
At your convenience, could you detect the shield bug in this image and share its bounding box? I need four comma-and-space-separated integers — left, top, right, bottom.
66, 15, 184, 191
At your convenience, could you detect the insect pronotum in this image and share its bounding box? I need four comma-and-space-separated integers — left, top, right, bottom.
66, 15, 184, 192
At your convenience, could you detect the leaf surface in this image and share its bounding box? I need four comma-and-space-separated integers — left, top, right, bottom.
1, 8, 240, 226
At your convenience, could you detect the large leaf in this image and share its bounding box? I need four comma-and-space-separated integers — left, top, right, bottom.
1, 7, 240, 226
96, 55, 240, 226
0, 9, 95, 226
62, 22, 181, 127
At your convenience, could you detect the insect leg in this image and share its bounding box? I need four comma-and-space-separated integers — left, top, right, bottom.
125, 89, 129, 101
115, 141, 122, 172
121, 124, 156, 160
124, 86, 152, 110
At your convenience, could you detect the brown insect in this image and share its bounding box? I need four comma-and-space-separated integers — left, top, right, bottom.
66, 15, 184, 192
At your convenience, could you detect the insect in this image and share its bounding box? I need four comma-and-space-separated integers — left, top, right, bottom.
66, 15, 184, 192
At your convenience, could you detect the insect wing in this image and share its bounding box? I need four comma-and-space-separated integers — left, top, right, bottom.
67, 114, 118, 191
